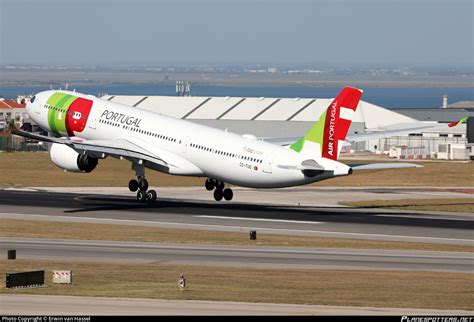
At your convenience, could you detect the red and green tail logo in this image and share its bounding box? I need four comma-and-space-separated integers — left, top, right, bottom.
290, 87, 363, 160
46, 92, 93, 137
448, 116, 468, 128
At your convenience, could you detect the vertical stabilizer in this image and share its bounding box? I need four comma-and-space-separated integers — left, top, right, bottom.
290, 86, 363, 160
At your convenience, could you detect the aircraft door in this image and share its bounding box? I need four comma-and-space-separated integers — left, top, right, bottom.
182, 136, 191, 153
263, 153, 275, 174
88, 111, 97, 130
34, 99, 41, 114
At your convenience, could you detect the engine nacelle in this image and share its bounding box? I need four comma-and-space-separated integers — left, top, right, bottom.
49, 143, 98, 173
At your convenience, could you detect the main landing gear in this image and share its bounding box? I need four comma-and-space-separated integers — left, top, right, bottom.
129, 177, 157, 203
129, 162, 156, 204
205, 178, 233, 202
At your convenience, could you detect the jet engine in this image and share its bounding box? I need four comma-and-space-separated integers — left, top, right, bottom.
49, 143, 98, 173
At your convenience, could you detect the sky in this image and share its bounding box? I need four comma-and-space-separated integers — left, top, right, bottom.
1, 0, 473, 67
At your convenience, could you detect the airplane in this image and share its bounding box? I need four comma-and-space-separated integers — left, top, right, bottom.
10, 86, 464, 203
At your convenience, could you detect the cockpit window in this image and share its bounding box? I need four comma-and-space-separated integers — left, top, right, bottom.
30, 96, 36, 103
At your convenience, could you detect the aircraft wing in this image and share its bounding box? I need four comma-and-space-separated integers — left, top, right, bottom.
277, 158, 421, 172
67, 139, 170, 168
349, 162, 423, 170
260, 124, 441, 146
345, 123, 449, 143
263, 120, 462, 146
10, 127, 170, 168
262, 126, 436, 147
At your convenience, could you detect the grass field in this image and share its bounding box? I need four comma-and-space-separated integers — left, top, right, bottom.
341, 198, 474, 213
0, 152, 473, 187
1, 219, 472, 253
1, 259, 472, 310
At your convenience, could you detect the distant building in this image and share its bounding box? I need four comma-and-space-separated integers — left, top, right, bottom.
392, 107, 474, 123
0, 98, 29, 130
101, 94, 472, 159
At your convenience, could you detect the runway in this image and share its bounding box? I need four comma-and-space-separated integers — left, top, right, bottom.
1, 188, 473, 315
0, 188, 472, 245
2, 237, 472, 272
2, 295, 472, 315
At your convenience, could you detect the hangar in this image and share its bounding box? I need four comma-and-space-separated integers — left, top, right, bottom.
102, 94, 472, 160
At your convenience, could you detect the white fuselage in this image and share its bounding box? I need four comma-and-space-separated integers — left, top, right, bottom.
27, 90, 349, 188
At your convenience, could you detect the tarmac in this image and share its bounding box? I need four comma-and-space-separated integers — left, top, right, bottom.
2, 294, 473, 315
0, 187, 472, 244
0, 186, 472, 315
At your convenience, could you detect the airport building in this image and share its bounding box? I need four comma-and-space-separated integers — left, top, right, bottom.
0, 98, 28, 131
101, 94, 474, 160
1, 92, 472, 160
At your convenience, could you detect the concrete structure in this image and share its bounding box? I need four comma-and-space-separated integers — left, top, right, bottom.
102, 94, 471, 159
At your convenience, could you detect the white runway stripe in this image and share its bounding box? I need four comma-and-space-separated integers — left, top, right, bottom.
374, 214, 472, 221
196, 215, 323, 225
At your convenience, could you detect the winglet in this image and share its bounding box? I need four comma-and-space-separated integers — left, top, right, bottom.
448, 116, 468, 128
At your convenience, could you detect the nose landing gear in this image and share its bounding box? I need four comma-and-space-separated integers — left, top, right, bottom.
205, 178, 233, 201
128, 179, 139, 192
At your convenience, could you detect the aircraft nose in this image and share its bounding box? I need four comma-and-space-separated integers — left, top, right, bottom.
26, 91, 48, 113
25, 91, 48, 118
25, 95, 35, 114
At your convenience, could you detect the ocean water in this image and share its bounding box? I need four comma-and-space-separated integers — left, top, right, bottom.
1, 83, 473, 109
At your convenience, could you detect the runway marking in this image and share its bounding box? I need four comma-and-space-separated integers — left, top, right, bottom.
3, 237, 471, 259
0, 212, 472, 244
196, 215, 323, 225
0, 212, 324, 233
374, 214, 473, 221
0, 213, 247, 230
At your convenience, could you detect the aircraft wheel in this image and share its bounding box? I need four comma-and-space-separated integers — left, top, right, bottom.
213, 189, 223, 201
128, 179, 139, 192
223, 188, 233, 201
138, 178, 149, 191
205, 179, 214, 191
137, 190, 147, 203
146, 190, 157, 203
216, 181, 225, 190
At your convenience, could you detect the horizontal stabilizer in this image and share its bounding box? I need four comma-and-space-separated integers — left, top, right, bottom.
278, 159, 325, 171
262, 136, 300, 146
349, 162, 423, 171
